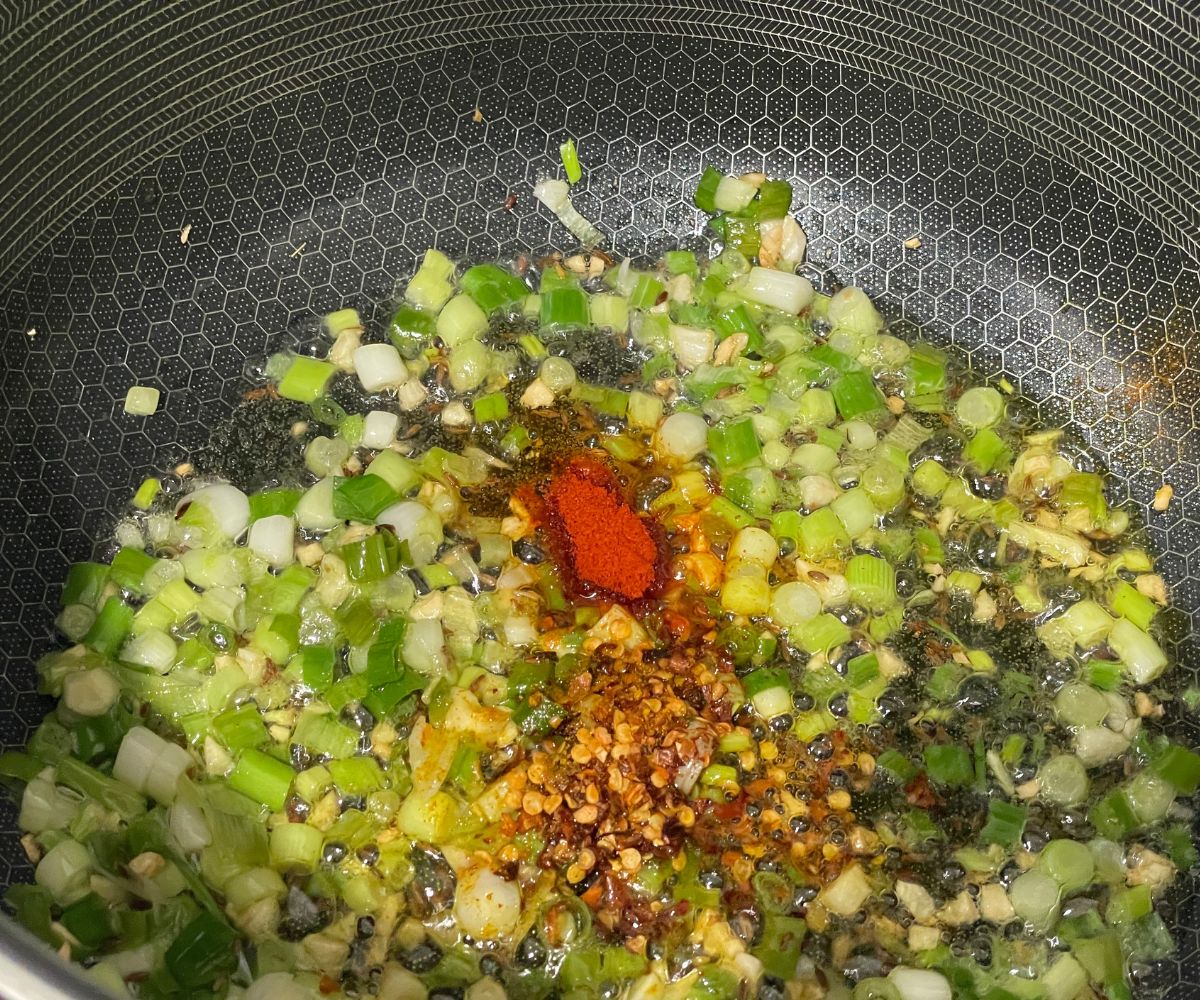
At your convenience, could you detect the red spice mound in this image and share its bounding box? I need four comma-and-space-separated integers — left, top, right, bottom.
543, 456, 658, 600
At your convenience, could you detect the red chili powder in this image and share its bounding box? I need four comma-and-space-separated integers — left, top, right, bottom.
543, 456, 658, 601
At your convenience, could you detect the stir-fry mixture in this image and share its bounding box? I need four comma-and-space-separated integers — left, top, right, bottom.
4, 167, 1197, 1000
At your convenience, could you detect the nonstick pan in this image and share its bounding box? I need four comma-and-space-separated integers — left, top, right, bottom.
1, 2, 1198, 998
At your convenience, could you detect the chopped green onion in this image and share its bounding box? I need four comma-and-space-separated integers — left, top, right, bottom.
309, 395, 348, 427
341, 531, 400, 582
165, 911, 238, 988
912, 460, 951, 499
559, 138, 582, 184
743, 667, 792, 718
1151, 745, 1200, 794
1089, 788, 1139, 839
707, 417, 761, 471
436, 293, 489, 347
292, 710, 358, 759
61, 562, 109, 609
923, 745, 975, 787
248, 488, 301, 521
334, 597, 377, 646
540, 286, 590, 328
472, 391, 510, 424
228, 750, 295, 812
798, 507, 851, 559
693, 167, 723, 213
1039, 838, 1095, 892
331, 474, 398, 523
955, 386, 1004, 430
83, 598, 134, 657
846, 653, 880, 688
1060, 471, 1107, 523
629, 273, 664, 310
711, 215, 761, 256
277, 356, 336, 403
665, 250, 698, 276
963, 428, 1012, 473
459, 264, 528, 314
742, 179, 793, 221
213, 704, 268, 752
288, 646, 334, 693
876, 749, 918, 783
792, 613, 851, 655
1108, 580, 1157, 631
388, 303, 436, 356
131, 477, 161, 510
108, 547, 157, 595
269, 822, 324, 872
832, 371, 885, 420
979, 799, 1026, 846
846, 554, 896, 611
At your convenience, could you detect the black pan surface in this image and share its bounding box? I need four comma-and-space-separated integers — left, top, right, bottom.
1, 6, 1198, 997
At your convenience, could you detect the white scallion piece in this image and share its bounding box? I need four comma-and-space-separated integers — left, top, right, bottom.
247, 514, 296, 568
19, 770, 82, 834
120, 628, 177, 674
740, 266, 814, 314
296, 478, 340, 531
955, 385, 1005, 430
888, 967, 952, 1000
245, 973, 313, 1000
361, 410, 400, 449
656, 411, 709, 462
453, 866, 521, 939
61, 668, 120, 717
539, 356, 577, 394
145, 742, 191, 803
123, 386, 160, 416
35, 839, 93, 904
728, 527, 779, 568
827, 286, 884, 335
114, 727, 164, 795
178, 483, 250, 541
168, 800, 211, 854
668, 323, 715, 370
404, 619, 448, 675
377, 500, 443, 566
819, 862, 873, 916
353, 343, 409, 393
770, 581, 821, 628
532, 177, 604, 246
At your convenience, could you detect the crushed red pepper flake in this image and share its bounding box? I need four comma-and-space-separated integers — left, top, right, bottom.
505, 633, 869, 937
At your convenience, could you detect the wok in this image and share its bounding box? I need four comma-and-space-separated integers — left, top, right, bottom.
0, 2, 1198, 997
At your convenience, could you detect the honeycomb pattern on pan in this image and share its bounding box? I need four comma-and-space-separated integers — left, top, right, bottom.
4, 2, 1200, 282
1, 33, 1198, 994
